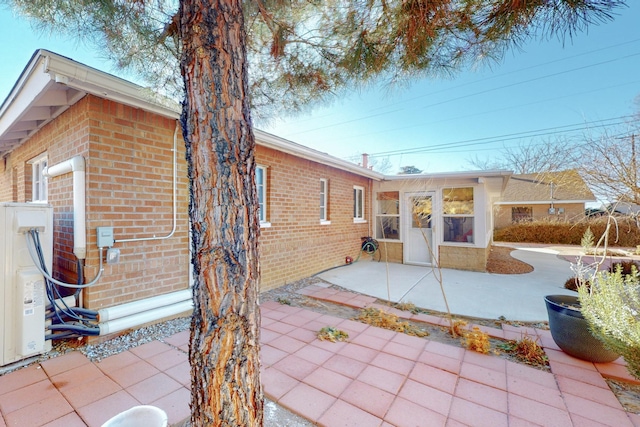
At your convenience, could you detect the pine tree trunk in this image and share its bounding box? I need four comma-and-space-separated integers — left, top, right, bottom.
178, 0, 263, 425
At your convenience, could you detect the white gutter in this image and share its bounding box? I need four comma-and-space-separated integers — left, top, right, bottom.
495, 199, 595, 205
42, 51, 181, 119
383, 169, 513, 181
255, 129, 384, 180
43, 156, 86, 259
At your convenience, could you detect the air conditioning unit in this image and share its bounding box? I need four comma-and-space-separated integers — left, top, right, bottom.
0, 203, 53, 366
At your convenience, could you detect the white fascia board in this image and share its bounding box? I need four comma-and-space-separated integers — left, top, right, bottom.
383, 169, 512, 181
495, 199, 594, 205
42, 51, 181, 119
254, 128, 384, 180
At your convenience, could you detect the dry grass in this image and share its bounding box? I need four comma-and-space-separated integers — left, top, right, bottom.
354, 307, 429, 337
317, 326, 349, 342
498, 336, 548, 368
463, 326, 492, 354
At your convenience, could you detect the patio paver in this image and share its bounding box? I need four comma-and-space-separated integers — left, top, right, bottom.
0, 287, 638, 426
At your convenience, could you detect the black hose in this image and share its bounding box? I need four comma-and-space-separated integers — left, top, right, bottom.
29, 229, 99, 337
45, 331, 78, 341
48, 324, 100, 336
75, 259, 84, 297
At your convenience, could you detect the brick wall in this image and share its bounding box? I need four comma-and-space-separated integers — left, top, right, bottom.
256, 145, 372, 290
81, 96, 190, 309
376, 241, 403, 263
0, 99, 91, 284
1, 94, 375, 308
439, 245, 489, 272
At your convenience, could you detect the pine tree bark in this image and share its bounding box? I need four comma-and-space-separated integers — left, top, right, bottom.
179, 0, 263, 425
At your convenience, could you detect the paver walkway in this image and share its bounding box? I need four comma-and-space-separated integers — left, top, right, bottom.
0, 284, 639, 426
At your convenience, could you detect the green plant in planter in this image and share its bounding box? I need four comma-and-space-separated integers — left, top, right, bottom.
578, 265, 640, 379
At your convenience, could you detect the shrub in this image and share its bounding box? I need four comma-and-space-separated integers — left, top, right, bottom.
494, 216, 640, 247
564, 276, 590, 292
578, 267, 640, 380
581, 227, 595, 253
608, 260, 640, 276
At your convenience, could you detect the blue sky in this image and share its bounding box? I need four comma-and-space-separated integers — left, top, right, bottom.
1, 3, 639, 174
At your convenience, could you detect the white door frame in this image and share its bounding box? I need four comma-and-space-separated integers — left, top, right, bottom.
403, 191, 437, 266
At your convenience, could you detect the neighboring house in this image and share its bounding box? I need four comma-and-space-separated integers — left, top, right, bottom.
0, 50, 510, 346
494, 170, 596, 229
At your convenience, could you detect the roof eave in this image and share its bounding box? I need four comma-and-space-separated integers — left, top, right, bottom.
495, 199, 595, 205
254, 129, 384, 180
42, 50, 181, 119
382, 169, 512, 181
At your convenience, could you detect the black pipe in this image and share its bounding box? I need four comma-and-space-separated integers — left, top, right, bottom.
48, 324, 100, 336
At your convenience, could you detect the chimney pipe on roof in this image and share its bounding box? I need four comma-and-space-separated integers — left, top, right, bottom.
361, 153, 369, 169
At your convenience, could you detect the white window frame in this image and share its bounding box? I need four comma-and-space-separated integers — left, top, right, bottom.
29, 153, 48, 203
320, 179, 330, 225
256, 165, 271, 227
375, 191, 400, 240
442, 186, 475, 244
353, 185, 366, 223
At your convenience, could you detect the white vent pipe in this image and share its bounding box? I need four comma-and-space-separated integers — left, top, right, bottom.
97, 289, 191, 321
43, 156, 86, 259
99, 299, 193, 336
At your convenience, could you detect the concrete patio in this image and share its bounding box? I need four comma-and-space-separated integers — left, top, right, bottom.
318, 244, 586, 321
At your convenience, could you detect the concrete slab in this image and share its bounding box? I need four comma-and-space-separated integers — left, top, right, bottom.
317, 246, 579, 322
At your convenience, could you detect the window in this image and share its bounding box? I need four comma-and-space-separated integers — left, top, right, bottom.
512, 206, 533, 223
353, 186, 365, 222
375, 191, 400, 240
29, 153, 48, 202
442, 187, 474, 243
320, 179, 330, 224
256, 165, 269, 226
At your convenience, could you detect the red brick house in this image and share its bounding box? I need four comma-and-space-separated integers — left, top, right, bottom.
0, 50, 510, 348
0, 50, 383, 341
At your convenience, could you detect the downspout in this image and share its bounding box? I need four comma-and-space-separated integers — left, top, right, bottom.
114, 121, 179, 243
43, 155, 86, 259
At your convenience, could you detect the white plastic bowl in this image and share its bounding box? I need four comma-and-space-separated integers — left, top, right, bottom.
101, 405, 168, 427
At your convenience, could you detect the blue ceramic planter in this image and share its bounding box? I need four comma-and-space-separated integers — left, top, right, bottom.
544, 294, 619, 363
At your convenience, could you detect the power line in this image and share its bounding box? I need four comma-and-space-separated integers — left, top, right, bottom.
364, 115, 636, 158
332, 79, 640, 143
284, 50, 640, 136
287, 37, 640, 127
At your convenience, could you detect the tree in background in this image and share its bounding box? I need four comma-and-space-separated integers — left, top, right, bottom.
467, 138, 581, 174
399, 165, 423, 174
3, 0, 628, 424
370, 156, 394, 174
580, 130, 640, 204
467, 124, 640, 204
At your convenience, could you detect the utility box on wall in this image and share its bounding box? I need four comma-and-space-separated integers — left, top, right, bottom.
0, 203, 53, 366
